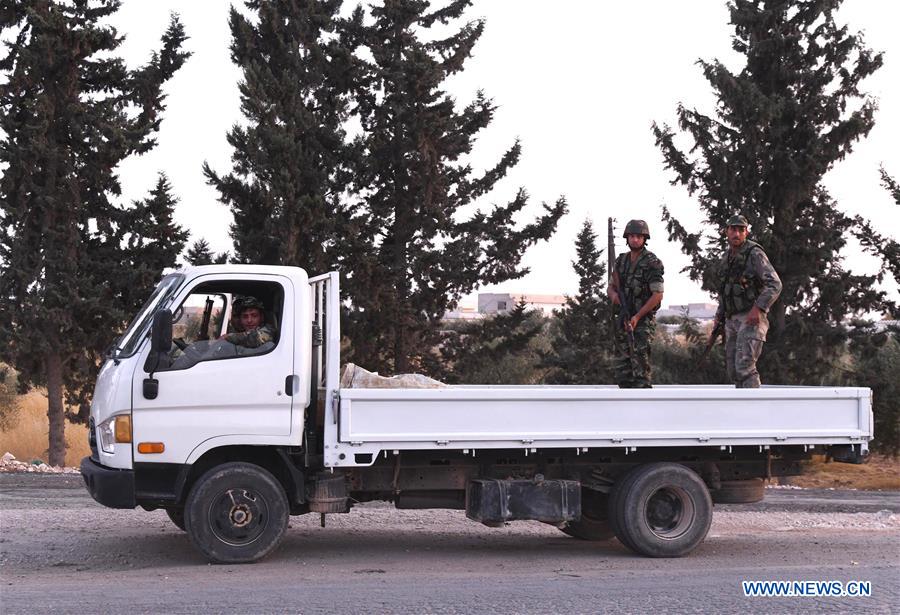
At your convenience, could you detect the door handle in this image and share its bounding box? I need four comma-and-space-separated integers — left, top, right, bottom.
284, 375, 299, 396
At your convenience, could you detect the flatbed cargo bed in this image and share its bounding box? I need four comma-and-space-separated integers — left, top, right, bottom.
323, 384, 872, 467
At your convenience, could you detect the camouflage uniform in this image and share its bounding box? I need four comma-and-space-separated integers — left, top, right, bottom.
223, 323, 276, 348
613, 247, 664, 388
715, 218, 782, 388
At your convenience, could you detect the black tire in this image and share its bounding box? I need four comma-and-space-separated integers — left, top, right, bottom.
165, 507, 187, 531
610, 462, 712, 558
185, 462, 289, 564
608, 466, 645, 553
561, 489, 614, 541
712, 478, 765, 504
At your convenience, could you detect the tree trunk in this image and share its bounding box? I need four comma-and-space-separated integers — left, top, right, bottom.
45, 351, 66, 467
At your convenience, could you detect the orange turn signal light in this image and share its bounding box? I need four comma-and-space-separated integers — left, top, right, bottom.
137, 442, 165, 454
114, 415, 132, 443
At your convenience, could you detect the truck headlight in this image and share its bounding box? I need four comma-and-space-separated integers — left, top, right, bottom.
98, 415, 132, 454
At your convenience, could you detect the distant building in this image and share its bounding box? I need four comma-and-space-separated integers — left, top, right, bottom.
478, 293, 567, 316
445, 296, 730, 323
443, 292, 568, 321
443, 305, 482, 320
656, 302, 718, 321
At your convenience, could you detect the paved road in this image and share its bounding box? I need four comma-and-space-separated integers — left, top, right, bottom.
1, 474, 898, 614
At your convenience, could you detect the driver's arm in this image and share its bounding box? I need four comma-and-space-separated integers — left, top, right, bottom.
223, 325, 275, 348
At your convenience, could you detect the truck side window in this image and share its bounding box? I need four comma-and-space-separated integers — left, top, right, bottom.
173, 293, 227, 344
159, 281, 283, 372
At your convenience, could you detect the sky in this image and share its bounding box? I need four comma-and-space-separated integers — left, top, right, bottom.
109, 1, 900, 310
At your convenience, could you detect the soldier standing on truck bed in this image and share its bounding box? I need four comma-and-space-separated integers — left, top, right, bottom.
607, 220, 665, 388
709, 215, 783, 388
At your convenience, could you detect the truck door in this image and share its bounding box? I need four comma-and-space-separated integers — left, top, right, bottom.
130, 274, 296, 465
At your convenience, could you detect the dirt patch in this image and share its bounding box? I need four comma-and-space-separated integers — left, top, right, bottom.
790, 454, 900, 490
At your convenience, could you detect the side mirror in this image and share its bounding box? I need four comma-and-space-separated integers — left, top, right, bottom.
151, 309, 173, 353
144, 309, 173, 399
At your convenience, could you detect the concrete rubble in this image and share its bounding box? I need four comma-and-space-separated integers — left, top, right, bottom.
0, 451, 79, 474
340, 363, 447, 389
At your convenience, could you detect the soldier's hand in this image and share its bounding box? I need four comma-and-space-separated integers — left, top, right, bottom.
745, 305, 761, 326
628, 315, 639, 331
608, 288, 620, 305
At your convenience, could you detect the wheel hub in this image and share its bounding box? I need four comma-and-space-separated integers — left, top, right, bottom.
209, 489, 268, 546
645, 486, 694, 540
230, 504, 252, 527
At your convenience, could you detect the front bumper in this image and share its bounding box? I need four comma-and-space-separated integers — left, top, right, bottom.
80, 456, 135, 509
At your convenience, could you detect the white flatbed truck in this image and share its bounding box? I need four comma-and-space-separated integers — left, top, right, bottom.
81, 265, 874, 563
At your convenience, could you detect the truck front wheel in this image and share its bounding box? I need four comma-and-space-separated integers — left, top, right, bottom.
185, 462, 289, 564
609, 463, 712, 558
165, 507, 186, 531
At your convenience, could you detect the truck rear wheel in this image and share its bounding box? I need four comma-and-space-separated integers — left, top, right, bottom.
607, 466, 643, 553
561, 488, 613, 541
185, 462, 289, 564
609, 463, 712, 558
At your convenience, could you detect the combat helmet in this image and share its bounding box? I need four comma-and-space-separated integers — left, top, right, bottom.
726, 214, 749, 227
233, 295, 266, 315
623, 219, 651, 239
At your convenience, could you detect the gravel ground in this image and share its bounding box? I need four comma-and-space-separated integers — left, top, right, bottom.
1, 474, 898, 614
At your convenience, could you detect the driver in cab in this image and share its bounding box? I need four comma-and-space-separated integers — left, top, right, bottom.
221, 296, 277, 348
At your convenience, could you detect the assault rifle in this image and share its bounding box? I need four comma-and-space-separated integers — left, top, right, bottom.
608, 217, 636, 356
701, 318, 725, 361
197, 296, 214, 341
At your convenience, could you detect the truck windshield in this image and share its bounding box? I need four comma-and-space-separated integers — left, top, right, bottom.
115, 273, 185, 358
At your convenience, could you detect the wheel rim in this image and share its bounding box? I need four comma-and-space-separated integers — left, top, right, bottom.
645, 486, 694, 540
208, 488, 269, 547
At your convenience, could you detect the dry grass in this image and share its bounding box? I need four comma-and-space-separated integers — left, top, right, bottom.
0, 391, 90, 467
792, 454, 900, 490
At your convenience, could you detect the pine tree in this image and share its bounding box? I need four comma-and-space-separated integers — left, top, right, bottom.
118, 174, 189, 313
652, 0, 892, 383
348, 0, 566, 374
203, 0, 360, 272
185, 238, 229, 265
851, 166, 900, 290
438, 301, 547, 384
0, 3, 188, 464
62, 174, 188, 424
651, 311, 725, 385
543, 220, 614, 384
846, 322, 900, 455
186, 239, 213, 265
881, 166, 900, 207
